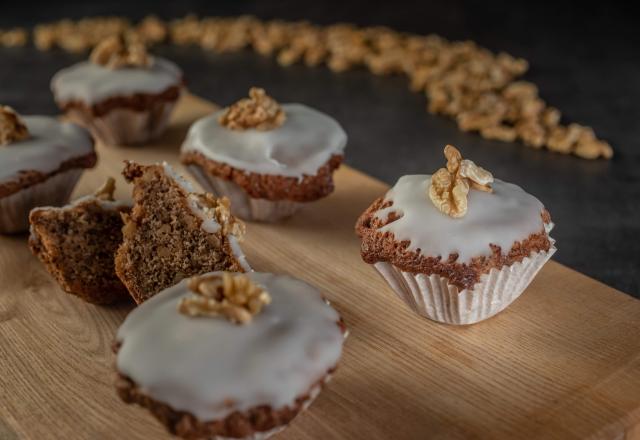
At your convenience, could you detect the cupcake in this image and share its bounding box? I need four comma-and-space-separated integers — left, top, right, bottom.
356, 145, 556, 325
51, 35, 184, 146
29, 178, 131, 305
180, 87, 347, 222
114, 271, 346, 439
115, 161, 250, 304
0, 106, 96, 234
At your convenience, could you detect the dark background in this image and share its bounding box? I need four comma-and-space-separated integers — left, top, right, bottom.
1, 1, 638, 297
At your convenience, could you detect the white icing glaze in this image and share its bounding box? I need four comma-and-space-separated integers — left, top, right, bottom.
116, 272, 344, 422
181, 104, 347, 178
376, 175, 547, 262
0, 116, 93, 185
51, 57, 182, 104
229, 236, 252, 272
160, 162, 222, 234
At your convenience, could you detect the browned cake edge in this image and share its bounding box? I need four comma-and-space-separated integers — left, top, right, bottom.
112, 320, 346, 439
355, 197, 553, 290
56, 84, 183, 117
181, 151, 343, 202
0, 152, 97, 198
28, 199, 132, 305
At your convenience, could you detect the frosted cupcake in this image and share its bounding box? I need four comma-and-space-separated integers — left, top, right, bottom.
181, 87, 347, 222
114, 271, 346, 439
51, 35, 183, 146
356, 145, 556, 325
0, 106, 95, 234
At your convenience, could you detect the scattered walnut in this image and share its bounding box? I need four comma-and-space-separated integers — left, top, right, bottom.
0, 28, 28, 47
0, 106, 29, 146
19, 14, 613, 159
428, 145, 494, 218
547, 123, 582, 154
219, 87, 286, 131
480, 125, 517, 142
135, 15, 167, 44
90, 35, 152, 69
93, 177, 116, 201
178, 272, 272, 324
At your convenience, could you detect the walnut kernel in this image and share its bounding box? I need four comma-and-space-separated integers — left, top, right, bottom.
178, 273, 272, 324
219, 87, 286, 131
428, 145, 494, 218
0, 106, 29, 146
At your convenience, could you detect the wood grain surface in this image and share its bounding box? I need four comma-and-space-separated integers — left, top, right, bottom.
1, 94, 639, 440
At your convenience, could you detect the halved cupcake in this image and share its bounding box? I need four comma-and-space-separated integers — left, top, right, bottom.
181, 87, 347, 222
356, 145, 556, 325
0, 106, 95, 234
29, 178, 131, 305
114, 271, 346, 439
115, 161, 249, 304
51, 35, 184, 146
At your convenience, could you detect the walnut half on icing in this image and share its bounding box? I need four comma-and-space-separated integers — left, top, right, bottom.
90, 35, 152, 69
178, 272, 272, 324
428, 145, 494, 218
218, 87, 286, 131
0, 106, 29, 146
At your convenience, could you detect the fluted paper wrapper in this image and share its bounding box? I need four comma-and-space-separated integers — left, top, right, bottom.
0, 169, 83, 234
374, 246, 557, 325
64, 99, 177, 146
187, 165, 303, 222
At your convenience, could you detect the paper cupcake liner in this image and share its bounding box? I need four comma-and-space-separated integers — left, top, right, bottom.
64, 99, 178, 146
0, 169, 83, 234
186, 165, 303, 222
373, 245, 557, 325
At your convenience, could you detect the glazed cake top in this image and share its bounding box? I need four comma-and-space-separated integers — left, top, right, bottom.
180, 104, 347, 178
51, 57, 182, 104
116, 271, 344, 421
0, 116, 94, 185
375, 175, 547, 262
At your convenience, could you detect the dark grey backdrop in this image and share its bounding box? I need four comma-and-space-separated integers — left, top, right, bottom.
1, 1, 638, 297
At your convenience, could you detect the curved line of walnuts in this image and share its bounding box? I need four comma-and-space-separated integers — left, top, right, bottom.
0, 15, 612, 159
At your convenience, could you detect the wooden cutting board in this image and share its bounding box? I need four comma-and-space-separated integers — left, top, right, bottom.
1, 94, 639, 440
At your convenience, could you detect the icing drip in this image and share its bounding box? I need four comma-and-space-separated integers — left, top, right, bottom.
0, 116, 93, 184
181, 104, 347, 178
376, 175, 547, 262
51, 57, 182, 104
160, 162, 222, 234
116, 272, 344, 421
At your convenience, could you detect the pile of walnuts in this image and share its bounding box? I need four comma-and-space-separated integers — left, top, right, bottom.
0, 15, 613, 159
